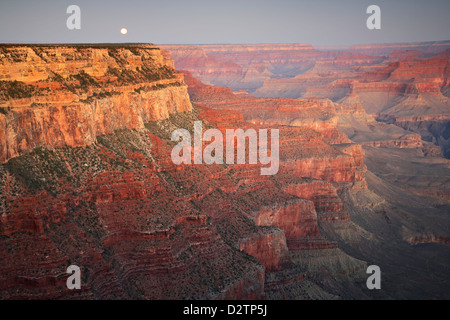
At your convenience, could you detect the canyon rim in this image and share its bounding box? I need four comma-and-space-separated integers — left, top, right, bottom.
0, 41, 449, 300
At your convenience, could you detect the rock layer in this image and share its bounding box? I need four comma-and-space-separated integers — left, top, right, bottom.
0, 44, 192, 163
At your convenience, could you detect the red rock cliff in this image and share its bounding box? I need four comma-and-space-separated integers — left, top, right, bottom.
0, 44, 192, 163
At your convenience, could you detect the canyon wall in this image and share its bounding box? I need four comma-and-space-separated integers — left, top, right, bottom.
1, 43, 448, 300
164, 43, 450, 158
0, 44, 373, 299
0, 44, 192, 163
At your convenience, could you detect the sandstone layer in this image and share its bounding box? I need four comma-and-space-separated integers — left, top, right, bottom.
0, 44, 374, 299
1, 44, 449, 300
163, 42, 450, 158
0, 44, 192, 163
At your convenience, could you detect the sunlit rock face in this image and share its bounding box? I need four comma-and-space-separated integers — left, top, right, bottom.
1, 43, 449, 300
163, 43, 450, 158
0, 44, 192, 163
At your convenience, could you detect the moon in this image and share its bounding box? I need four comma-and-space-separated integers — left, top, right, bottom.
120, 28, 128, 35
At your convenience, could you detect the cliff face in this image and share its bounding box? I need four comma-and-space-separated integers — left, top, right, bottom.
2, 44, 448, 300
0, 44, 192, 163
177, 57, 450, 300
0, 44, 373, 299
182, 71, 351, 145
162, 42, 450, 98
0, 102, 369, 299
164, 43, 450, 158
357, 51, 450, 157
161, 44, 391, 95
162, 44, 318, 92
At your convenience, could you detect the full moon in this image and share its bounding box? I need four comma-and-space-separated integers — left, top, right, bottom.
120, 28, 128, 35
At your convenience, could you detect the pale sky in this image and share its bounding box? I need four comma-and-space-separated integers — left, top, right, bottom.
0, 0, 449, 46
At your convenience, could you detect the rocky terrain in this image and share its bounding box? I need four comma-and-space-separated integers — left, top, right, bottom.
0, 44, 192, 163
0, 43, 449, 300
175, 46, 450, 298
162, 42, 450, 159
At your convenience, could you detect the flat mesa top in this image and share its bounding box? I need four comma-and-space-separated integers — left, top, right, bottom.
0, 43, 159, 49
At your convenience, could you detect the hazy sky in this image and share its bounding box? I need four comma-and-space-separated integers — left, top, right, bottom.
0, 0, 449, 46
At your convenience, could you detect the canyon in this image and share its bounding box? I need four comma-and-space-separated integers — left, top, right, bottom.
165, 42, 450, 298
0, 43, 449, 300
162, 41, 450, 159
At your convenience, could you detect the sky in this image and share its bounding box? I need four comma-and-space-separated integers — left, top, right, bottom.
0, 0, 449, 46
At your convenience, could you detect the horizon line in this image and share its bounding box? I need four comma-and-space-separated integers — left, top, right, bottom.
0, 39, 449, 48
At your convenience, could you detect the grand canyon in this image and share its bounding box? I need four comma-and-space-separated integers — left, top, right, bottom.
0, 41, 449, 299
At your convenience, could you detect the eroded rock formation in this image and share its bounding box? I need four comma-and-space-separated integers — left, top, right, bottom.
0, 44, 375, 299
1, 43, 449, 300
